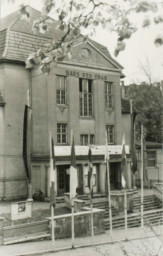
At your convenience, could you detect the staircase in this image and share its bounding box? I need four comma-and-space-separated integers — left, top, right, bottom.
133, 194, 161, 212
104, 194, 163, 230
92, 200, 118, 218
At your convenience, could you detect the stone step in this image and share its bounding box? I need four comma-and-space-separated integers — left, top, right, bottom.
133, 205, 160, 211
104, 209, 163, 230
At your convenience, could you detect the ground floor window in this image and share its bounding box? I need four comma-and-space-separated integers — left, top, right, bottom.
147, 151, 156, 167
80, 134, 95, 145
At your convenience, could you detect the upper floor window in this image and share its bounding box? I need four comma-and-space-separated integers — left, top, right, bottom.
106, 125, 114, 144
56, 76, 66, 104
80, 134, 95, 145
105, 81, 113, 109
57, 123, 67, 144
79, 78, 93, 116
147, 151, 156, 167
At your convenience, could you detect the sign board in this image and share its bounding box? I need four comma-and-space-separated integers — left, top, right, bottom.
11, 199, 33, 221
54, 145, 129, 157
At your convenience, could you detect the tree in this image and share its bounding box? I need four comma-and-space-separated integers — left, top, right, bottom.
126, 82, 162, 142
18, 0, 163, 73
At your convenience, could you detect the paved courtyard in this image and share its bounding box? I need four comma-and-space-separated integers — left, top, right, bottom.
42, 237, 163, 256
0, 226, 163, 256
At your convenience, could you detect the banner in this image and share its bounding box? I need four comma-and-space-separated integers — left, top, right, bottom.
70, 135, 78, 201
23, 105, 32, 181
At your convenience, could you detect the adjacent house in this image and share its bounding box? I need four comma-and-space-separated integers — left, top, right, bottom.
0, 6, 133, 200
136, 141, 162, 187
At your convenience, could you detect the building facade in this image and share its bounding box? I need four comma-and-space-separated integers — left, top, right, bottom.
0, 7, 133, 200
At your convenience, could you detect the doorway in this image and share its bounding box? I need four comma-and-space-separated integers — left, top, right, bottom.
110, 162, 121, 190
57, 165, 70, 195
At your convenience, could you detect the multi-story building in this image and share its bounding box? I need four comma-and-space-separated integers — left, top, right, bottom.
0, 7, 133, 200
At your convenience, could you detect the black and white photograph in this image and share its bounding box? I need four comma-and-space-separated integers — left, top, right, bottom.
0, 0, 163, 255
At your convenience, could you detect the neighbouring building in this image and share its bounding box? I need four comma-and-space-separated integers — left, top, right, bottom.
0, 6, 133, 200
136, 141, 163, 188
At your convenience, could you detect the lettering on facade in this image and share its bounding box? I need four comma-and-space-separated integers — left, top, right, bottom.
66, 70, 107, 81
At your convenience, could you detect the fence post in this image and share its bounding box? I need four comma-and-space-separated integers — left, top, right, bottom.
0, 217, 4, 245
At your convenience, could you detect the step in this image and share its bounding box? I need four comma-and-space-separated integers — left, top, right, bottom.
104, 209, 163, 230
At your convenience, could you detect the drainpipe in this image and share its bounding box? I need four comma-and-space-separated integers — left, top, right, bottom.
0, 91, 6, 199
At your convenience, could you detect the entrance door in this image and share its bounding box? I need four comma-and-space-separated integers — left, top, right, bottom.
57, 165, 70, 195
110, 162, 121, 190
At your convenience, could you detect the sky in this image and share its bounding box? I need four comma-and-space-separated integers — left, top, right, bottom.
1, 0, 163, 85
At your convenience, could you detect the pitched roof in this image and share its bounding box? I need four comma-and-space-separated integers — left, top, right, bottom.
0, 6, 62, 63
121, 98, 130, 114
0, 5, 123, 70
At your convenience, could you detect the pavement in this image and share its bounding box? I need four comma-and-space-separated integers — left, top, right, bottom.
0, 225, 163, 256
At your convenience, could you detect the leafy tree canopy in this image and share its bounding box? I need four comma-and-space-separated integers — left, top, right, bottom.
18, 0, 163, 73
126, 82, 162, 143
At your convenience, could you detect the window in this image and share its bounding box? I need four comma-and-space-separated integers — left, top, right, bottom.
57, 123, 67, 144
79, 78, 93, 116
147, 151, 156, 167
105, 81, 113, 108
106, 125, 114, 144
56, 76, 66, 104
80, 134, 95, 145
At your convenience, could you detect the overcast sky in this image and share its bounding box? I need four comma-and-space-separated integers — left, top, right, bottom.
1, 0, 163, 85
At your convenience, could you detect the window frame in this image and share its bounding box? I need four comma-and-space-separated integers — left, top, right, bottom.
106, 125, 115, 144
57, 123, 68, 144
80, 134, 95, 145
104, 81, 114, 109
56, 76, 67, 105
147, 150, 156, 167
79, 78, 93, 117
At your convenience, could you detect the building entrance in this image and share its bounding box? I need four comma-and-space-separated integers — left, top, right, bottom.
110, 162, 122, 190
57, 165, 70, 195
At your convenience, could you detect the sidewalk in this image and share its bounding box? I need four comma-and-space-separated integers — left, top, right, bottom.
0, 225, 163, 256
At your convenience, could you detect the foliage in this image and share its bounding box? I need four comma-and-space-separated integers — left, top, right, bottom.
18, 0, 163, 73
126, 82, 162, 142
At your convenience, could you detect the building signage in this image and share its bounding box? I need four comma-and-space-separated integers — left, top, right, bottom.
66, 69, 108, 81
11, 199, 33, 221
54, 145, 129, 157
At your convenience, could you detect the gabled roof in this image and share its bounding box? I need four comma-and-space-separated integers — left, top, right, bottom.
0, 5, 123, 70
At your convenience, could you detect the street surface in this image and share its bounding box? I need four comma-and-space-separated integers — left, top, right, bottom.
40, 237, 163, 256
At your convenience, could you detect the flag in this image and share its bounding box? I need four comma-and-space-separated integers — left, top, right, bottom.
51, 137, 55, 170
23, 105, 32, 181
88, 147, 93, 198
121, 134, 127, 189
121, 174, 126, 189
130, 106, 137, 173
50, 137, 56, 182
105, 131, 110, 162
50, 134, 56, 206
70, 134, 78, 201
50, 181, 56, 207
105, 131, 110, 194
